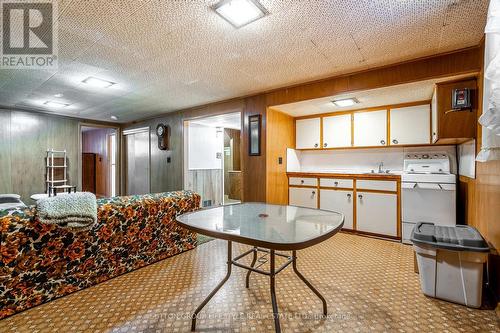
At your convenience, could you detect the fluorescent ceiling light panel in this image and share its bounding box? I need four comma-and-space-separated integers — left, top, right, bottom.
44, 101, 70, 108
82, 77, 116, 88
332, 98, 359, 107
213, 0, 267, 28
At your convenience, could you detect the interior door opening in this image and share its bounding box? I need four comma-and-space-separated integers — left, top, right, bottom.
183, 112, 242, 207
80, 125, 119, 198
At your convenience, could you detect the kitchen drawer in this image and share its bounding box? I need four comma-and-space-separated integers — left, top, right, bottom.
320, 178, 353, 188
289, 177, 317, 187
289, 187, 318, 209
356, 180, 397, 192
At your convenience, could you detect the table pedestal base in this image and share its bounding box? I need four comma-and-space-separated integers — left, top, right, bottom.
191, 241, 327, 332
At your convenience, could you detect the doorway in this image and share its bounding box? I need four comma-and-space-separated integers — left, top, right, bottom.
80, 125, 118, 198
183, 112, 242, 207
123, 127, 151, 195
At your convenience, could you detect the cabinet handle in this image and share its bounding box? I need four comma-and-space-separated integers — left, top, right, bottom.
358, 194, 363, 199
312, 191, 316, 195
380, 140, 386, 145
334, 181, 338, 186
347, 193, 351, 198
301, 180, 304, 184
324, 142, 328, 147
314, 143, 319, 148
392, 139, 398, 144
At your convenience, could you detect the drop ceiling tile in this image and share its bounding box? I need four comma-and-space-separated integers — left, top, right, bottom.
0, 0, 489, 121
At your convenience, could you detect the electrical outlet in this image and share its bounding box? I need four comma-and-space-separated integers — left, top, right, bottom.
167, 157, 171, 163
278, 157, 282, 164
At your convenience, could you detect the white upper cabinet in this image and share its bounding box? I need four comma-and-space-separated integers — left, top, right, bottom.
353, 110, 387, 147
390, 105, 430, 145
295, 118, 321, 149
431, 88, 438, 143
322, 114, 352, 148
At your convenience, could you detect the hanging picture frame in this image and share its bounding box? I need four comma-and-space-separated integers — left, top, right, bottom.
248, 114, 261, 156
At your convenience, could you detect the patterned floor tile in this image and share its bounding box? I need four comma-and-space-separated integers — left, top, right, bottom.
1, 233, 498, 332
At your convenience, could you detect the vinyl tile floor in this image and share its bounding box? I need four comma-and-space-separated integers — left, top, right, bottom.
1, 233, 499, 333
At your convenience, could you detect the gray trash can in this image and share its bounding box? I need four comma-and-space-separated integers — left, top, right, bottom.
411, 222, 490, 308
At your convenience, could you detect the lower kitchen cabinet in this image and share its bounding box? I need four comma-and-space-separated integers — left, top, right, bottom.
289, 187, 317, 208
356, 192, 397, 237
319, 189, 353, 229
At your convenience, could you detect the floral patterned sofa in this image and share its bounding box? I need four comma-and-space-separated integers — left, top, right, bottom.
0, 190, 200, 319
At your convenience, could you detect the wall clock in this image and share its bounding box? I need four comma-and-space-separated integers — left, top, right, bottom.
156, 123, 169, 150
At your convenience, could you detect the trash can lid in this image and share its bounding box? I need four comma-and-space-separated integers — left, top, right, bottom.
411, 222, 490, 252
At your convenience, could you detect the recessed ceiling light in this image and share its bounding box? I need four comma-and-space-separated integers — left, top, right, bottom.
332, 98, 359, 107
213, 0, 268, 28
44, 101, 70, 108
54, 93, 63, 98
82, 76, 116, 88
110, 115, 118, 121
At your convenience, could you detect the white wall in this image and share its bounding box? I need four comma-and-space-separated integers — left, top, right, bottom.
288, 146, 458, 174
188, 123, 223, 170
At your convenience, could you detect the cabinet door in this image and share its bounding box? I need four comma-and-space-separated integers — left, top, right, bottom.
432, 89, 438, 143
390, 105, 430, 145
296, 118, 321, 149
289, 187, 317, 208
353, 110, 387, 147
320, 189, 353, 229
322, 114, 352, 148
356, 192, 397, 237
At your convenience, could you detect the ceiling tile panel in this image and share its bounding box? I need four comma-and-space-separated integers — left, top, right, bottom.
0, 0, 488, 122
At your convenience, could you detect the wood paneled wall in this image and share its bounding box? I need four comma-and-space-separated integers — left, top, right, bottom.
266, 108, 295, 204
457, 39, 500, 302
0, 110, 79, 203
82, 127, 115, 197
124, 100, 245, 196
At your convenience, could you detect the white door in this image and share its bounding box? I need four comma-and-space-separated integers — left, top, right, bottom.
356, 192, 397, 237
320, 189, 353, 229
124, 128, 151, 195
289, 187, 317, 208
390, 105, 430, 145
296, 118, 321, 149
353, 110, 387, 147
322, 114, 352, 148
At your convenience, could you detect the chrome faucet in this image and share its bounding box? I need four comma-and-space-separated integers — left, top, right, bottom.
377, 162, 384, 173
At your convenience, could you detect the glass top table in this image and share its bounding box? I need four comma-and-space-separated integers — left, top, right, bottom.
177, 202, 344, 250
177, 203, 344, 333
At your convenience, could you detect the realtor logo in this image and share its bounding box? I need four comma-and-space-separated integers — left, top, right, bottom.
1, 0, 58, 69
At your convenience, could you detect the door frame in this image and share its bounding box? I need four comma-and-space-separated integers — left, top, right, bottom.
122, 127, 151, 195
182, 111, 242, 206
78, 123, 121, 197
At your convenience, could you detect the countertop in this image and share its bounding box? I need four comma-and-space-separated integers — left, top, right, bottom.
287, 170, 402, 180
